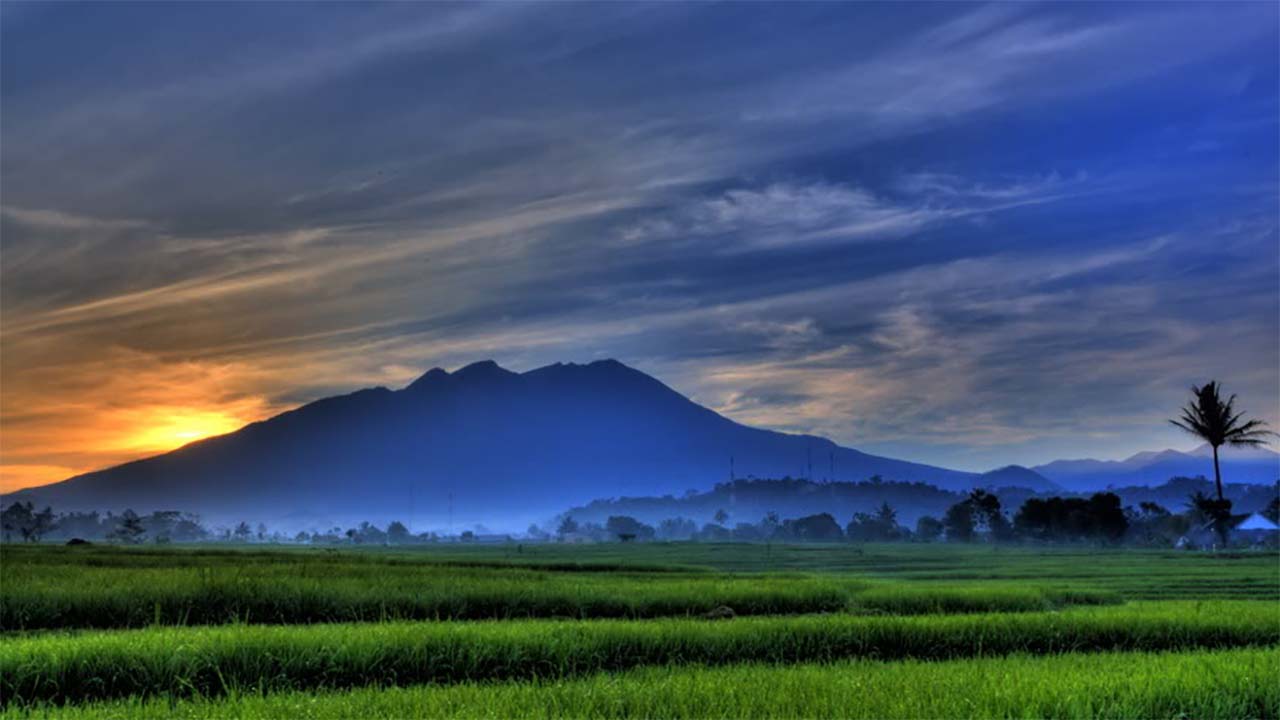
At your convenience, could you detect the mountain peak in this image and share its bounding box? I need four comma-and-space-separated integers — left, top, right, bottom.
453, 359, 516, 380
978, 464, 1059, 492
5, 357, 980, 526
405, 367, 449, 392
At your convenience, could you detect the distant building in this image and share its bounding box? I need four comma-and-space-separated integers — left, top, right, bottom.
1233, 513, 1280, 545
1181, 512, 1279, 549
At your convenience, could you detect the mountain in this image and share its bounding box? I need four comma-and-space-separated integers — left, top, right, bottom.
1034, 445, 1279, 492
977, 465, 1060, 493
3, 359, 980, 530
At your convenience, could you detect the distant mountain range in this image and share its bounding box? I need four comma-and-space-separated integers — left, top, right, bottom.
4, 359, 1275, 531
1032, 445, 1278, 492
3, 360, 976, 529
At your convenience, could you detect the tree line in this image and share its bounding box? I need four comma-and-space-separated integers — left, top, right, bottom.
556, 488, 1279, 547
4, 487, 1276, 547
0, 505, 422, 545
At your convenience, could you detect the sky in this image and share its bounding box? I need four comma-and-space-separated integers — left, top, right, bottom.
2, 2, 1278, 492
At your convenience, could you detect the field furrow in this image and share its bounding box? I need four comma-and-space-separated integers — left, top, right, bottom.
4, 601, 1277, 707
6, 647, 1278, 720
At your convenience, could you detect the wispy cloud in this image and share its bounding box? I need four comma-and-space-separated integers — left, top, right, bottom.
0, 205, 148, 232
1, 2, 1276, 486
620, 174, 1084, 250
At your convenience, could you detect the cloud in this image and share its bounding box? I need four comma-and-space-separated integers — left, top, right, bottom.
620, 175, 1083, 250
1, 2, 1276, 486
748, 3, 1275, 128
0, 205, 148, 232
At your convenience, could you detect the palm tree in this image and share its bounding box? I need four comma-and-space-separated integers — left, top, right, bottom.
1170, 381, 1273, 502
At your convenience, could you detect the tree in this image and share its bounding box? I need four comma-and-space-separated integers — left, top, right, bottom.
965, 490, 1011, 541
605, 515, 654, 542
356, 521, 386, 544
233, 521, 252, 541
1138, 501, 1169, 517
943, 501, 975, 542
30, 506, 54, 541
1, 502, 53, 542
556, 516, 579, 539
1188, 491, 1233, 548
657, 517, 697, 540
55, 511, 105, 540
846, 503, 902, 542
1013, 494, 1128, 544
110, 510, 146, 544
782, 513, 844, 542
1264, 496, 1280, 524
1, 502, 37, 542
713, 508, 730, 526
387, 521, 411, 544
1087, 493, 1129, 542
139, 512, 207, 543
915, 515, 944, 542
1, 502, 29, 541
1170, 381, 1273, 502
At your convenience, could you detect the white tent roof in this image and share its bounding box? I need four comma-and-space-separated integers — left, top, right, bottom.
1236, 513, 1280, 532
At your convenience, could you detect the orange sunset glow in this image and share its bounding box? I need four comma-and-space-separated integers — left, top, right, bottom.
0, 401, 268, 493
119, 409, 248, 451
0, 352, 284, 493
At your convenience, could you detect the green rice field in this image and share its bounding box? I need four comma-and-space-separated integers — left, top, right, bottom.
3, 542, 1278, 718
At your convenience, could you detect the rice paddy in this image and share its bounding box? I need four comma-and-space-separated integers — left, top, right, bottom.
3, 542, 1278, 717
11, 648, 1277, 720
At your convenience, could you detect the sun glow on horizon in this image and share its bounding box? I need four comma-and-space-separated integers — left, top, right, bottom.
0, 409, 256, 493
1, 354, 280, 493
125, 410, 249, 452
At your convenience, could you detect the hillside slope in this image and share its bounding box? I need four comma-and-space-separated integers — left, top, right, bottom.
5, 360, 979, 528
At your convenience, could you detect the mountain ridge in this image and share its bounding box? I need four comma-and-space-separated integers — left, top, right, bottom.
7, 359, 1275, 529
3, 359, 980, 529
1033, 444, 1278, 491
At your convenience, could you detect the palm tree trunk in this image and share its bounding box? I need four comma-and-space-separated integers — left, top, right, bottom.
1212, 444, 1224, 502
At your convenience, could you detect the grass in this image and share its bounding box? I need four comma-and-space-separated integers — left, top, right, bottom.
848, 583, 1119, 615
4, 601, 1277, 706
4, 542, 1277, 717
8, 647, 1276, 720
1, 545, 1125, 630
0, 546, 844, 630
338, 541, 1280, 599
